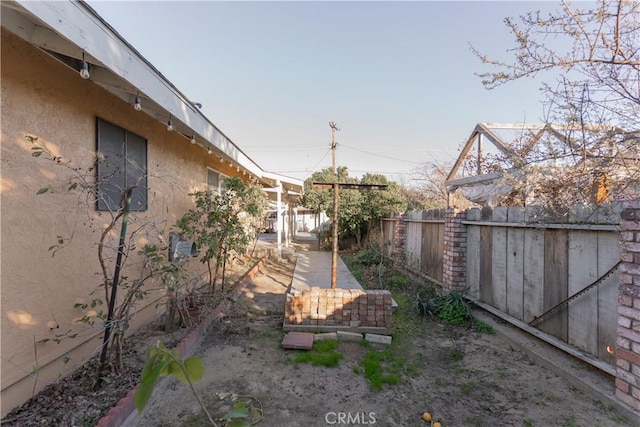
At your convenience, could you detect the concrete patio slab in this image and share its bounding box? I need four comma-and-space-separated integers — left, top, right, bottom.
290, 251, 363, 292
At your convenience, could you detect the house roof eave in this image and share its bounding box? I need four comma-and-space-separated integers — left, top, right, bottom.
2, 0, 273, 181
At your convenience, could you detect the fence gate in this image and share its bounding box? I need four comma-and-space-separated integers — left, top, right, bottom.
465, 204, 621, 368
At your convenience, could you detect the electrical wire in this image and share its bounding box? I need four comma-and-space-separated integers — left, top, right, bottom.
302, 148, 332, 180
339, 144, 423, 164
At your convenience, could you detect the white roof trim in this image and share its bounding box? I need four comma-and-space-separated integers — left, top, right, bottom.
4, 0, 301, 190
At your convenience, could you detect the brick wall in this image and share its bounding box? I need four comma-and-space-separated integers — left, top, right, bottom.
284, 288, 393, 331
617, 200, 640, 410
442, 209, 467, 291
394, 213, 407, 255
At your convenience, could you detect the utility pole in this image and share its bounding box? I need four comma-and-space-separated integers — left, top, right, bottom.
329, 121, 340, 289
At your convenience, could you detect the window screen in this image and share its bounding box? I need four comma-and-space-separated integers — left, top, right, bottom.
96, 118, 148, 211
207, 168, 220, 194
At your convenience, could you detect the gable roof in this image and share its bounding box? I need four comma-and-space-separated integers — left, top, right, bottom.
1, 0, 302, 195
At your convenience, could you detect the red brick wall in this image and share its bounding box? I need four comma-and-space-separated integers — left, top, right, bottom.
617, 200, 640, 410
284, 288, 393, 329
442, 209, 467, 291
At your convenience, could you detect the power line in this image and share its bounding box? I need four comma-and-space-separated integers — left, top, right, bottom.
339, 144, 423, 164
301, 148, 332, 180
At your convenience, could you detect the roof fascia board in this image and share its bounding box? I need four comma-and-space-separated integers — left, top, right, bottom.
261, 171, 303, 192
11, 0, 264, 177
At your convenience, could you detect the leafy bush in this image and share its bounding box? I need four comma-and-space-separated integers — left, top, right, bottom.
385, 269, 409, 289
354, 245, 382, 266
414, 284, 438, 317
433, 289, 471, 327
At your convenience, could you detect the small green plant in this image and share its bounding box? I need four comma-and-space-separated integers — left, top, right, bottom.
360, 348, 402, 391
134, 341, 216, 426
414, 284, 438, 317
473, 320, 494, 334
215, 392, 263, 427
523, 420, 534, 427
460, 380, 475, 394
290, 339, 343, 367
433, 288, 472, 327
454, 363, 472, 374
449, 347, 464, 360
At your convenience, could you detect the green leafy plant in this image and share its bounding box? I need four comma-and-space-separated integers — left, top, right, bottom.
28, 135, 190, 385
353, 245, 382, 266
414, 284, 438, 317
433, 288, 472, 327
134, 341, 216, 426
473, 320, 494, 334
178, 177, 268, 293
214, 392, 263, 427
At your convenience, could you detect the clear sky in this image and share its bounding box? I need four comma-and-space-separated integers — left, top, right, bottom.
87, 0, 564, 185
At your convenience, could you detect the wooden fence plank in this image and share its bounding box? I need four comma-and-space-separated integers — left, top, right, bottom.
466, 208, 481, 298
406, 211, 422, 271
541, 229, 569, 341
567, 229, 599, 355
479, 207, 493, 304
506, 207, 525, 320
492, 207, 508, 312
567, 204, 598, 356
597, 229, 619, 365
523, 228, 545, 323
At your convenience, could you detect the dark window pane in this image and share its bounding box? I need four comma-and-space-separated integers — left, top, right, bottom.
96, 118, 147, 211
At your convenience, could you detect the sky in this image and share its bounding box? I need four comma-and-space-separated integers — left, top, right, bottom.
87, 0, 565, 185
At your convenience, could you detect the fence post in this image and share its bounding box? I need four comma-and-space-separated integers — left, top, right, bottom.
616, 200, 640, 410
442, 208, 467, 292
392, 213, 407, 262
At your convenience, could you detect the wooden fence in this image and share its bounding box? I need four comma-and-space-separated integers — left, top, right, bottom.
381, 210, 445, 282
465, 204, 621, 365
381, 204, 622, 367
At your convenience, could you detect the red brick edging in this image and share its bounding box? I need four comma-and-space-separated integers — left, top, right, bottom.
95, 255, 269, 427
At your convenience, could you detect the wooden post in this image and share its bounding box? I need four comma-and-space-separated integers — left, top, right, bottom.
330, 122, 340, 289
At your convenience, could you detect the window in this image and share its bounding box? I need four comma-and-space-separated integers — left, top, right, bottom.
207, 168, 227, 194
96, 118, 147, 211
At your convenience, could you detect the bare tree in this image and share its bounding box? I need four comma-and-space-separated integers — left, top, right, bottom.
409, 161, 452, 209
469, 0, 639, 207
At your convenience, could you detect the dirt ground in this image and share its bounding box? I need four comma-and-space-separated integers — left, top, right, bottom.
132, 241, 634, 427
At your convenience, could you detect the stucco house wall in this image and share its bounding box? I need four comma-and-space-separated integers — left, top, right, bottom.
0, 29, 247, 414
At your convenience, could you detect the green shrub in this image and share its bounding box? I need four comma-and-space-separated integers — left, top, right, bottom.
385, 270, 409, 289
414, 284, 438, 316
354, 245, 382, 266
433, 288, 471, 327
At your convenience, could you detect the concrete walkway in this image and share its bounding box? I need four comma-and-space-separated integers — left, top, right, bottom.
290, 250, 363, 292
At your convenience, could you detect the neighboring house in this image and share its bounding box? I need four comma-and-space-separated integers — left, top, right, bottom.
0, 0, 302, 415
445, 122, 639, 208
